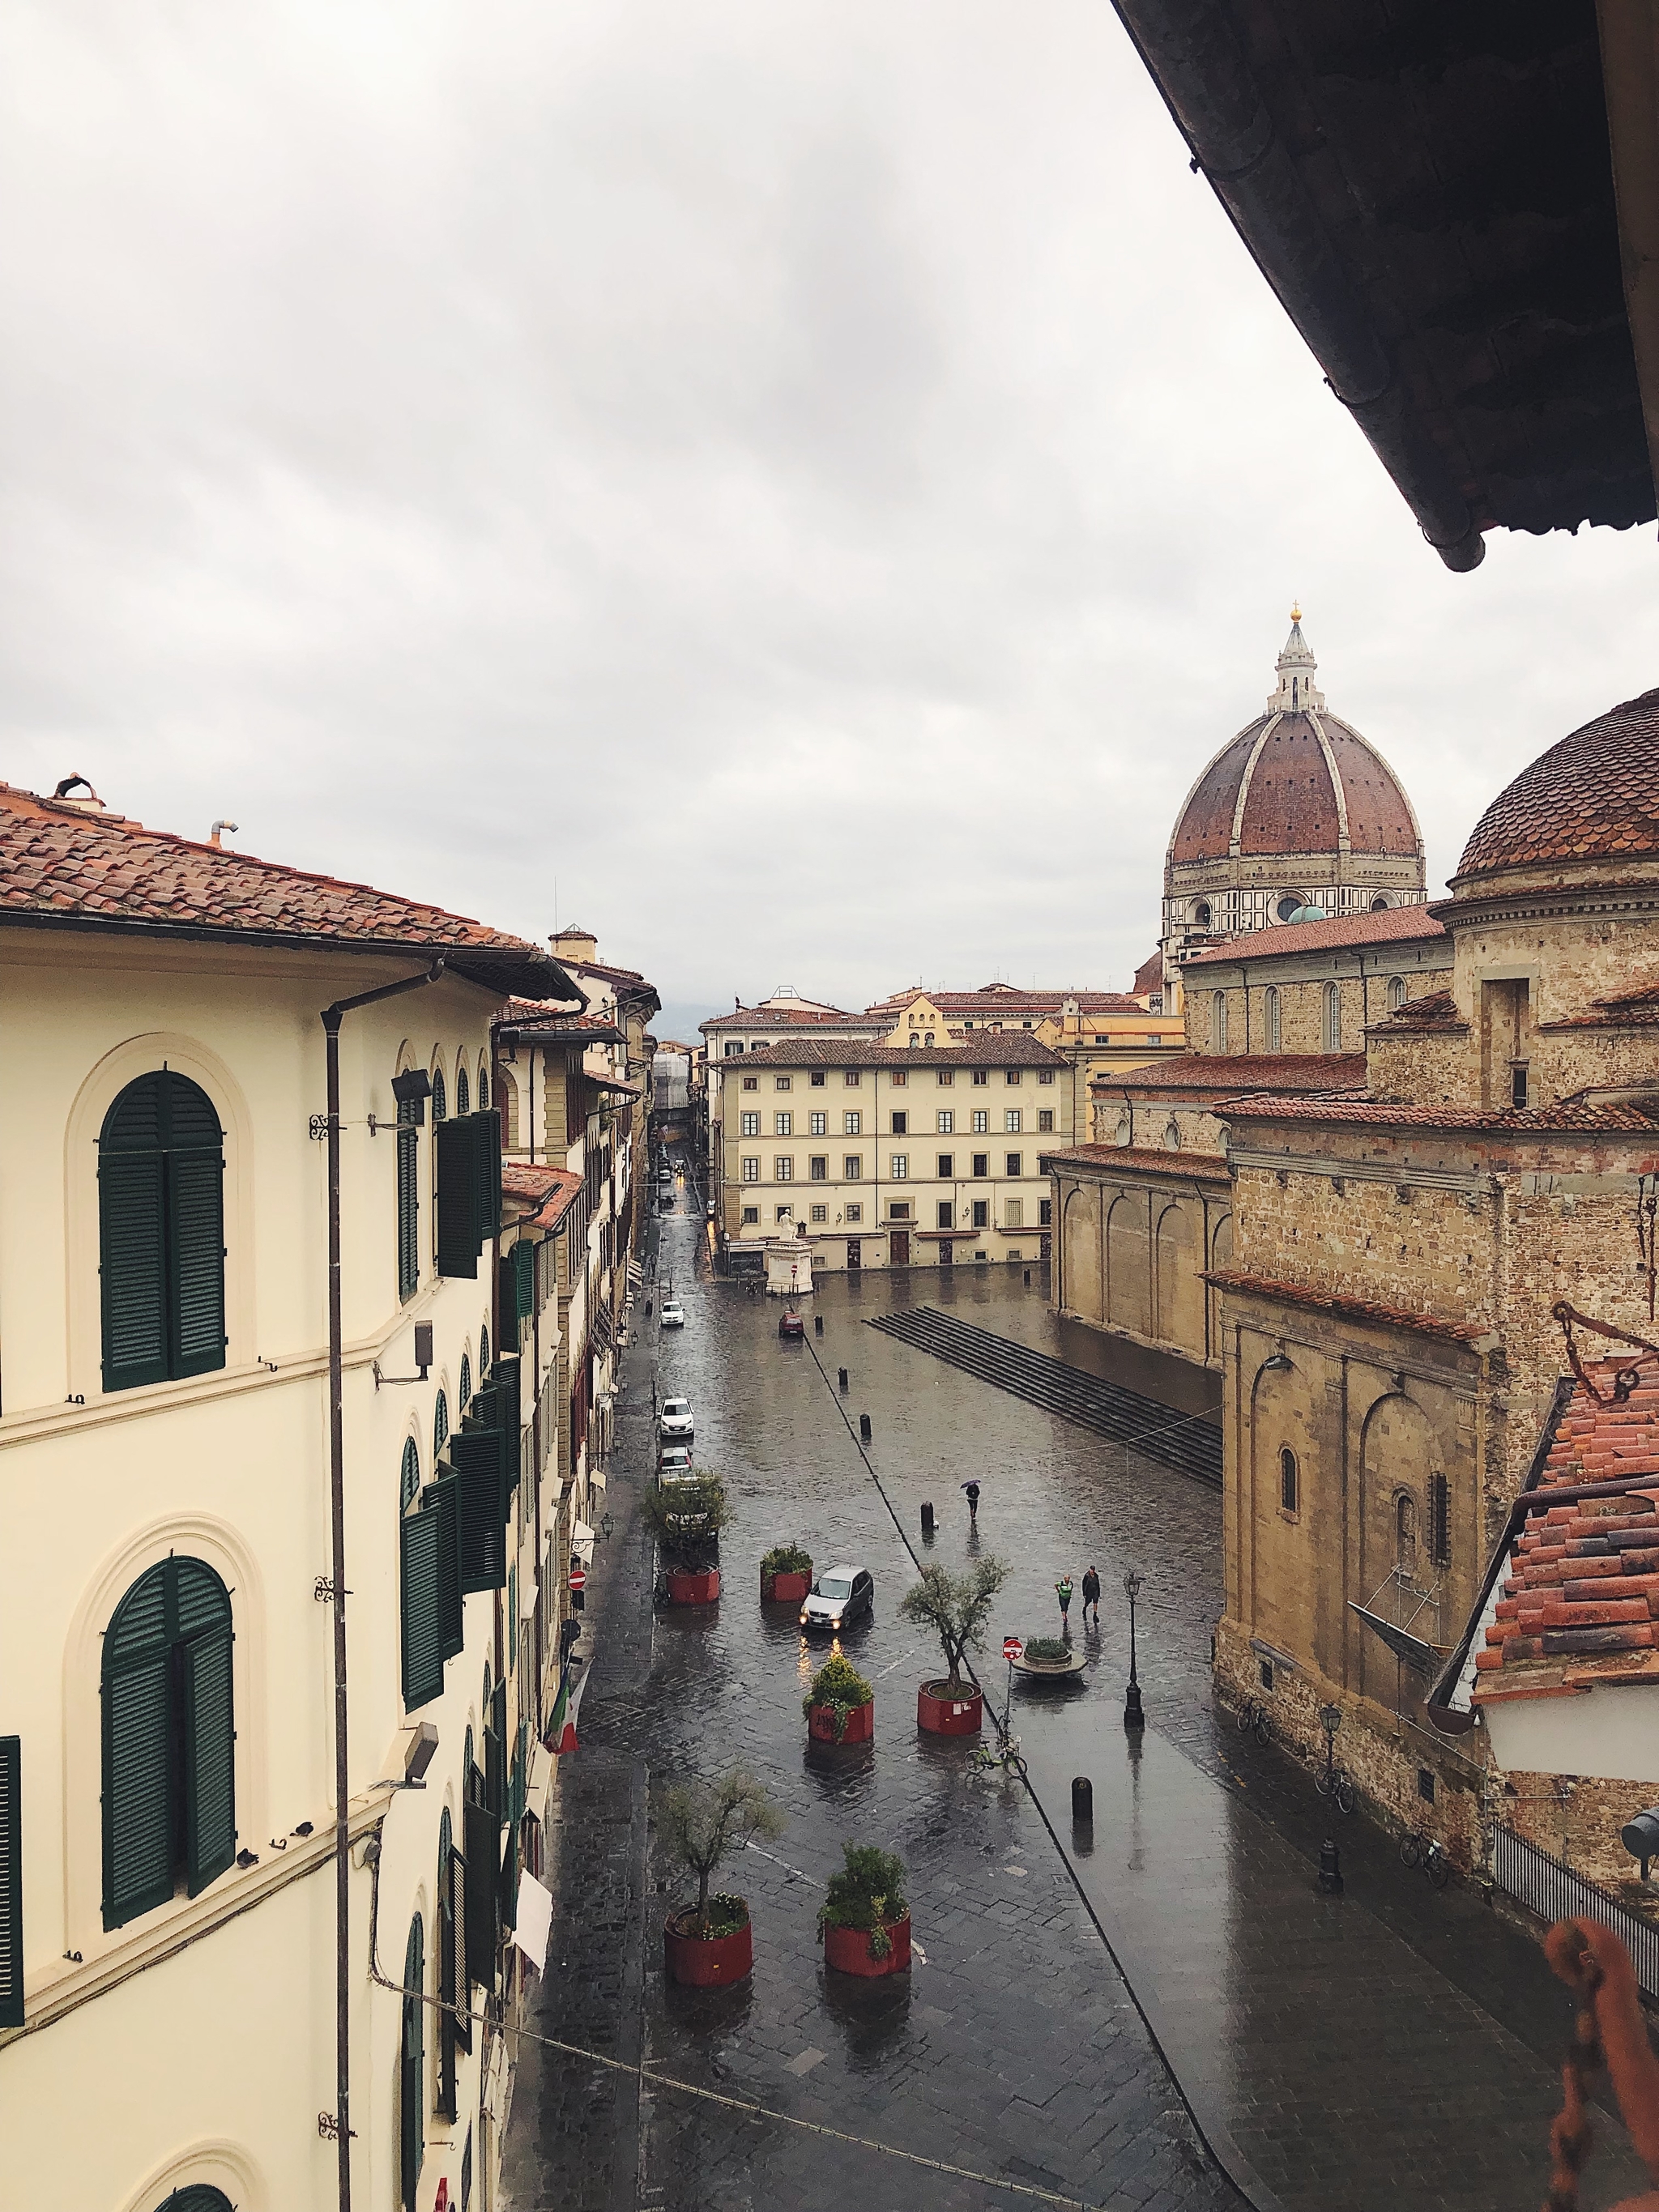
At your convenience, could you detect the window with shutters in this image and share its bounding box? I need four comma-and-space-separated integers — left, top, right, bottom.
432, 1068, 447, 1121
434, 1390, 450, 1460
98, 1071, 227, 1392
480, 1323, 490, 1374
457, 1065, 471, 1116
500, 1067, 519, 1149
436, 1117, 480, 1277
396, 1089, 420, 1301
437, 1806, 470, 2119
0, 1735, 20, 2030
459, 1353, 472, 1412
153, 2190, 236, 2212
402, 1442, 463, 1711
477, 1067, 489, 1110
100, 1558, 235, 1930
399, 1438, 421, 1513
400, 1914, 425, 2211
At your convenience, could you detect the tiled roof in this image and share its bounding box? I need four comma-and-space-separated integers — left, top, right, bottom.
525, 1168, 585, 1234
731, 1034, 1067, 1069
1546, 982, 1659, 1031
1216, 1093, 1659, 1134
702, 1004, 862, 1030
1090, 1051, 1367, 1094
1201, 1268, 1491, 1345
1132, 951, 1164, 998
1369, 988, 1468, 1033
867, 987, 1141, 1015
1455, 688, 1659, 880
0, 783, 570, 994
1185, 905, 1444, 965
1041, 1142, 1230, 1182
502, 1005, 628, 1047
501, 1163, 569, 1206
1170, 712, 1420, 863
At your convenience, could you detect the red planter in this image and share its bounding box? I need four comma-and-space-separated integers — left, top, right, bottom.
808, 1698, 874, 1745
824, 1916, 911, 1977
665, 1567, 721, 1605
763, 1569, 812, 1604
664, 1908, 753, 1986
917, 1681, 983, 1736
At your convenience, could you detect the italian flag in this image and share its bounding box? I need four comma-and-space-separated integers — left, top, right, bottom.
548, 1660, 591, 1755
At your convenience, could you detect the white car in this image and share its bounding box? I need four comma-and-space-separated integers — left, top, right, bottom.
659, 1396, 694, 1440
661, 1299, 686, 1328
800, 1565, 875, 1635
658, 1443, 694, 1474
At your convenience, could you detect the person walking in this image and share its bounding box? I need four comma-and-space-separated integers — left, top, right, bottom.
1081, 1564, 1101, 1629
963, 1481, 980, 1526
1056, 1573, 1074, 1631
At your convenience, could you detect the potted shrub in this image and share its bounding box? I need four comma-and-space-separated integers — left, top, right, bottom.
899, 1557, 1008, 1734
645, 1470, 730, 1605
804, 1651, 875, 1745
818, 1844, 911, 1978
761, 1542, 813, 1605
660, 1768, 784, 1987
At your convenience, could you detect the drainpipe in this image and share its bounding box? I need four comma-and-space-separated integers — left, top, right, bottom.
320, 957, 448, 2212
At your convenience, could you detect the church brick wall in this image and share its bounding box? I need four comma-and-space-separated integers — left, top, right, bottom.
1189, 967, 1448, 1058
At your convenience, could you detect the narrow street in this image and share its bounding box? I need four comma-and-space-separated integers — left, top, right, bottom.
502, 1143, 1647, 2212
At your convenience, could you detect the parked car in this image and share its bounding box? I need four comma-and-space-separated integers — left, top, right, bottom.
658, 1443, 695, 1474
778, 1309, 804, 1340
659, 1396, 695, 1440
800, 1565, 874, 1635
661, 1299, 686, 1328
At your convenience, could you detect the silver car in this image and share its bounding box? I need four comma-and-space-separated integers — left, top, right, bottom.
800, 1565, 874, 1635
659, 1396, 694, 1441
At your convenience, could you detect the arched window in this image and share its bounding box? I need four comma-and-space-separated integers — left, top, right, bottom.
1275, 893, 1302, 923
1264, 986, 1282, 1052
1323, 982, 1341, 1053
1371, 894, 1390, 912
477, 1066, 489, 1110
1280, 1447, 1299, 1513
102, 1556, 235, 1929
1193, 901, 1212, 929
155, 2190, 236, 2212
400, 1438, 420, 1512
1162, 1119, 1181, 1152
456, 1066, 471, 1116
399, 1914, 425, 2210
1388, 975, 1407, 1011
433, 1391, 450, 1460
1210, 991, 1227, 1054
431, 1069, 447, 1122
500, 1068, 520, 1149
480, 1323, 489, 1375
1397, 1494, 1418, 1578
458, 1353, 471, 1410
98, 1071, 226, 1392
396, 1081, 420, 1302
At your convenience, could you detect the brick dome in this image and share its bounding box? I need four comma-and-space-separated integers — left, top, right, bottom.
1454, 687, 1659, 881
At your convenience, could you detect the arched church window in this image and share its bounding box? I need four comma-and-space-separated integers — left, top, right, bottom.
1280, 1448, 1299, 1514
1114, 1111, 1132, 1148
1396, 1494, 1418, 1579
1210, 992, 1227, 1054
1162, 1119, 1181, 1152
1264, 987, 1282, 1052
1323, 982, 1341, 1053
1192, 901, 1211, 929
1388, 976, 1406, 1011
1371, 895, 1390, 912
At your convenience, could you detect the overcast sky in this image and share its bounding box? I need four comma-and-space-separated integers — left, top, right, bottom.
3, 2, 1657, 1042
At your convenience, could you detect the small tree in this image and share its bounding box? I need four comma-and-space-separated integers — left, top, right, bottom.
642, 1471, 730, 1560
804, 1651, 874, 1738
820, 1843, 908, 1957
660, 1768, 784, 1937
761, 1541, 813, 1578
898, 1556, 1009, 1694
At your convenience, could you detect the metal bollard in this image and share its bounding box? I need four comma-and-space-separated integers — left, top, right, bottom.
1023, 1268, 1030, 1286
814, 1314, 824, 1336
1071, 1775, 1094, 1824
859, 1413, 872, 1441
1317, 1838, 1344, 1895
921, 1502, 935, 1534
838, 1367, 848, 1392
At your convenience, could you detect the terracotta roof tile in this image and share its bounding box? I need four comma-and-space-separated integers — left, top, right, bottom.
1368, 987, 1468, 1032
1201, 1268, 1491, 1344
1171, 712, 1418, 863
1186, 904, 1444, 965
1090, 1051, 1366, 1095
1455, 688, 1659, 880
1040, 1142, 1230, 1182
731, 1034, 1067, 1069
1218, 1093, 1659, 1134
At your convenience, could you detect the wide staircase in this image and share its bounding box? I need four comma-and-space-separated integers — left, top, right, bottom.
867, 1306, 1222, 1486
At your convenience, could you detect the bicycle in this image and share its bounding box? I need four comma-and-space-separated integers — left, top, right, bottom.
1400, 1831, 1452, 1890
1235, 1698, 1271, 1745
970, 1733, 1028, 1780
1315, 1762, 1357, 1815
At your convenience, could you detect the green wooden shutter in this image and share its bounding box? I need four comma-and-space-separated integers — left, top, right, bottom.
101, 1649, 173, 1929
487, 1681, 507, 1827
396, 1117, 420, 1301
181, 1625, 237, 1895
400, 1916, 424, 2212
164, 1076, 227, 1378
512, 1240, 535, 1321
451, 1430, 507, 1592
424, 1473, 465, 1660
463, 1800, 497, 1989
449, 1833, 471, 2051
400, 1505, 446, 1711
435, 1119, 479, 1278
472, 1111, 502, 1241
98, 1092, 170, 1391
437, 1814, 458, 2120
0, 1737, 22, 2030
488, 1357, 522, 1491
157, 2190, 236, 2212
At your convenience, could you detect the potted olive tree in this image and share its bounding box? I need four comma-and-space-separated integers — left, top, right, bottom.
761, 1542, 813, 1605
818, 1844, 911, 1977
645, 1469, 730, 1605
899, 1557, 1008, 1735
660, 1768, 784, 1986
803, 1651, 875, 1745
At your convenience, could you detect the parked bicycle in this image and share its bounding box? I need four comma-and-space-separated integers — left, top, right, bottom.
1400, 1831, 1452, 1890
1315, 1760, 1357, 1815
970, 1733, 1028, 1780
1235, 1698, 1271, 1745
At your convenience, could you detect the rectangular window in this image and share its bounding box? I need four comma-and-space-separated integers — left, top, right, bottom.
740, 1111, 760, 1137
774, 1111, 792, 1136
936, 1153, 953, 1178
1004, 1198, 1023, 1229
811, 1071, 826, 1088
740, 1205, 760, 1225
1005, 1069, 1021, 1085
846, 1203, 863, 1222
1038, 1198, 1052, 1226
972, 1199, 988, 1229
972, 1153, 988, 1177
936, 1110, 954, 1134
742, 1074, 758, 1091
1005, 1109, 1022, 1133
1038, 1070, 1055, 1085
890, 1154, 908, 1179
1005, 1153, 1022, 1177
724, 1041, 744, 1056
740, 1157, 760, 1182
937, 1069, 954, 1086
1429, 1472, 1451, 1565
972, 1109, 988, 1133
889, 1200, 911, 1220
809, 1203, 828, 1223
890, 1069, 906, 1088
890, 1110, 907, 1136
775, 1076, 792, 1091
1038, 1109, 1054, 1133
972, 1069, 989, 1086
809, 1156, 828, 1181
844, 1110, 861, 1136
936, 1201, 953, 1229
774, 1157, 794, 1182
809, 1110, 827, 1136
843, 1153, 863, 1179
845, 1071, 861, 1087
775, 1204, 793, 1222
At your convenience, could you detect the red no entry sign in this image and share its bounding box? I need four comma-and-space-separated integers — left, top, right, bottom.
1003, 1637, 1022, 1661
569, 1566, 587, 1592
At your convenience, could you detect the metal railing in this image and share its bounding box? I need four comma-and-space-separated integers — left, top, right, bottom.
1492, 1826, 1659, 1998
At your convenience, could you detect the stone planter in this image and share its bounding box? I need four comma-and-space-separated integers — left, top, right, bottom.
1009, 1648, 1089, 1682
916, 1681, 983, 1736
808, 1698, 874, 1745
664, 1566, 721, 1605
762, 1568, 812, 1604
664, 1906, 753, 1986
824, 1916, 911, 1978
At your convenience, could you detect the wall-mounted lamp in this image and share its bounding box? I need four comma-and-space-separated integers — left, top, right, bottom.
371, 1066, 434, 1135
1623, 1808, 1659, 1882
377, 1721, 439, 1792
374, 1322, 433, 1389
1262, 1352, 1293, 1373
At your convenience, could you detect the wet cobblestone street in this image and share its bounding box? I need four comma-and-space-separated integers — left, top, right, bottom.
501, 1156, 1648, 2212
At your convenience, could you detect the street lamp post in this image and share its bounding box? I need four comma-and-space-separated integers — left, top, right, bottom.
1123, 1570, 1145, 1733
1320, 1702, 1341, 1792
